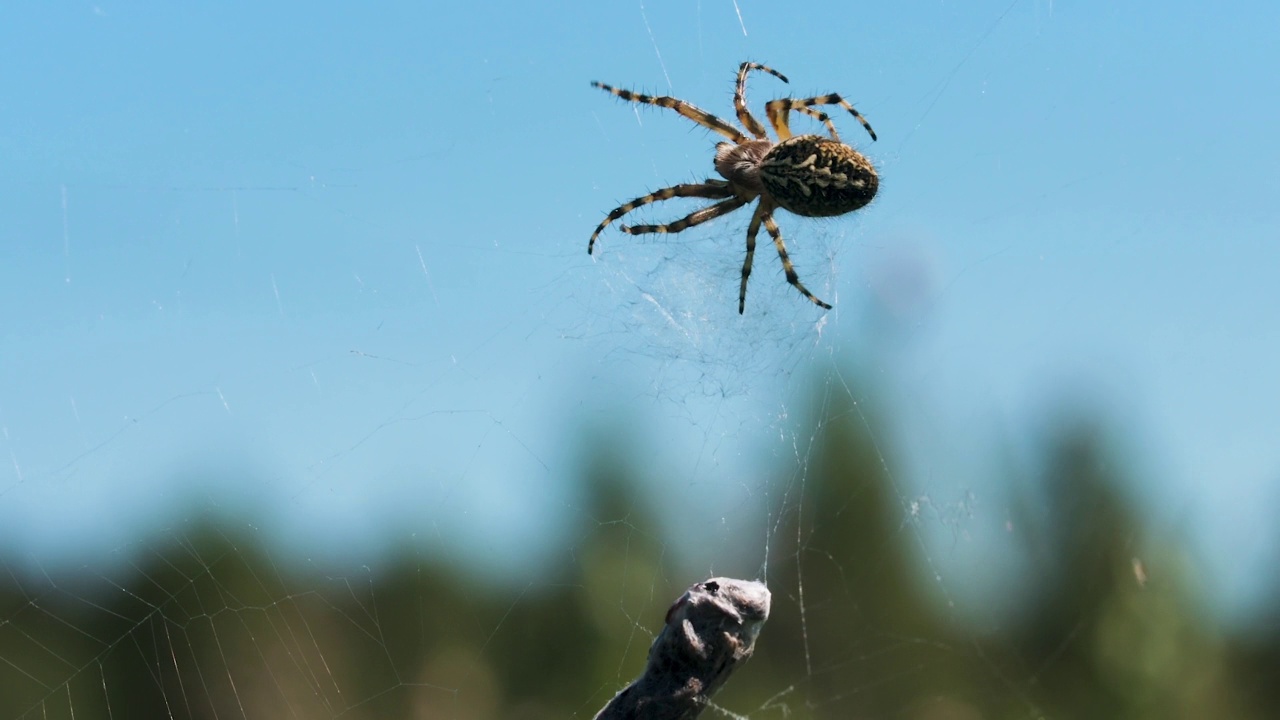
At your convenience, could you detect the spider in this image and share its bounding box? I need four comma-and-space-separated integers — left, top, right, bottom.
588, 61, 878, 314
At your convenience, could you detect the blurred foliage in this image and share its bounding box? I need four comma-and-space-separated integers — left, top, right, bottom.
0, 374, 1277, 720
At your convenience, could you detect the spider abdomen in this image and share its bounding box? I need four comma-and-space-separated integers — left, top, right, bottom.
760, 135, 878, 218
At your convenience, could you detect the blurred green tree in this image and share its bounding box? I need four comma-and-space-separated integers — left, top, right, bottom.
1, 373, 1277, 719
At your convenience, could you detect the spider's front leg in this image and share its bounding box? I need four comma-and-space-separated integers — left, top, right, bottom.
734, 62, 789, 139
591, 81, 747, 143
589, 181, 734, 254
621, 196, 748, 236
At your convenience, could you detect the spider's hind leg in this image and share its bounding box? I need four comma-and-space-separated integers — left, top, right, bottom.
740, 205, 764, 314
745, 203, 831, 312
790, 106, 841, 141
765, 94, 876, 143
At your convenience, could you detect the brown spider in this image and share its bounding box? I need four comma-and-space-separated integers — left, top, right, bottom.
589, 61, 878, 314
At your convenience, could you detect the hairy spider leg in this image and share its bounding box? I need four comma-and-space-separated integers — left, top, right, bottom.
765, 94, 877, 142
790, 106, 841, 141
739, 205, 763, 314
764, 210, 831, 310
734, 63, 842, 140
622, 195, 749, 235
734, 62, 789, 139
740, 202, 831, 313
588, 181, 735, 254
591, 82, 747, 143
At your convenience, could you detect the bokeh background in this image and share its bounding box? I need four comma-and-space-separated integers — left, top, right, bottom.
2, 1, 1278, 718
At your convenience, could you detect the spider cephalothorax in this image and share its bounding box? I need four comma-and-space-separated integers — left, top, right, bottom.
589, 61, 878, 314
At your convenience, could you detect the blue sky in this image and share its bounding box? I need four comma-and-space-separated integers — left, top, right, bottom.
1, 1, 1278, 621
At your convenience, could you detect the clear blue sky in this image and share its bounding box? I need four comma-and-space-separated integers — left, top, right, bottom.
1, 2, 1277, 620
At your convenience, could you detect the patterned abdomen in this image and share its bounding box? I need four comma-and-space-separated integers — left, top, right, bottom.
760, 135, 878, 218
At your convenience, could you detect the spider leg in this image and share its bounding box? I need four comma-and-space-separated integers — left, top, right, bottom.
622, 195, 748, 236
589, 181, 734, 254
790, 106, 841, 141
765, 94, 877, 143
762, 203, 832, 311
734, 62, 789, 140
740, 204, 764, 314
592, 82, 747, 143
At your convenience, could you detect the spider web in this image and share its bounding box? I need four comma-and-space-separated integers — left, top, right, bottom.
2, 2, 1279, 719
